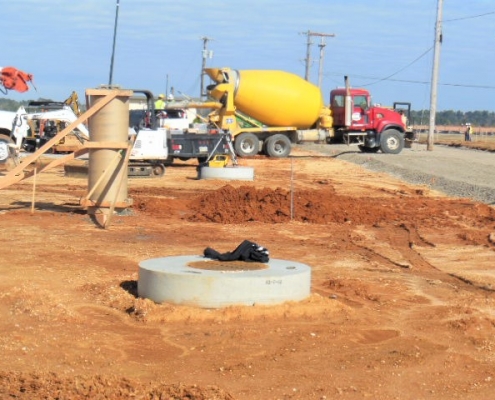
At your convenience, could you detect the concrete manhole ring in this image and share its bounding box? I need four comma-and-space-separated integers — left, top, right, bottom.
198, 166, 254, 181
138, 255, 311, 308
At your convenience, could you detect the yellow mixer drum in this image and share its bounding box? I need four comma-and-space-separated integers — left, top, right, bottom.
232, 69, 323, 129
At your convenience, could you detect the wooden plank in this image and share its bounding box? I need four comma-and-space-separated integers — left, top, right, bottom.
81, 150, 123, 203
20, 148, 89, 180
0, 90, 120, 190
103, 136, 136, 228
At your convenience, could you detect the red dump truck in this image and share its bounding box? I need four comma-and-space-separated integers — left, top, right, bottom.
198, 67, 415, 157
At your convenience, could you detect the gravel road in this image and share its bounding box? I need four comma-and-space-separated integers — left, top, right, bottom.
296, 142, 495, 205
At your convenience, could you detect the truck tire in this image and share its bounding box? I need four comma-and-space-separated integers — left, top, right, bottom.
234, 133, 259, 157
264, 134, 291, 158
0, 134, 14, 163
380, 129, 404, 154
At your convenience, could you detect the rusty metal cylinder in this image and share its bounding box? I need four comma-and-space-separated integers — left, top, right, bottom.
86, 88, 132, 216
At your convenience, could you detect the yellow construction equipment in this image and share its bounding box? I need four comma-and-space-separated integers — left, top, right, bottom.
207, 154, 230, 168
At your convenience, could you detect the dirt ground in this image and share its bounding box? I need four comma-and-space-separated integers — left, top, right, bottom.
1, 144, 495, 399
417, 132, 495, 151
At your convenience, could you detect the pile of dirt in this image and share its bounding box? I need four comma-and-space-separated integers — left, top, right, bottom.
186, 184, 495, 228
0, 372, 234, 400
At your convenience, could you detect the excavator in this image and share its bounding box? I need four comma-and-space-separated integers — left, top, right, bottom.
17, 91, 87, 153
11, 102, 89, 153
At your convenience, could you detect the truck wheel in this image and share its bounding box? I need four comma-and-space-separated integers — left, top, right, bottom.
380, 129, 404, 154
264, 134, 291, 157
151, 164, 165, 177
234, 133, 259, 157
0, 134, 14, 163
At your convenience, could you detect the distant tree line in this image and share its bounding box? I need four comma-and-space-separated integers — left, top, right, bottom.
410, 110, 495, 127
0, 98, 31, 112
0, 97, 61, 112
2, 97, 495, 127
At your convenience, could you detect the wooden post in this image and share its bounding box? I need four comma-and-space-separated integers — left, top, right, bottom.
30, 165, 37, 214
103, 136, 136, 228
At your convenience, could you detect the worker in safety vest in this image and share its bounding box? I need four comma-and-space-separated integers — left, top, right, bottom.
465, 123, 473, 142
155, 94, 166, 110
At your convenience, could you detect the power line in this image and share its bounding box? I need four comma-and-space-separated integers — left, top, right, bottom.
325, 72, 495, 90
324, 9, 495, 90
440, 82, 495, 90
444, 10, 495, 22
356, 46, 433, 87
322, 8, 495, 96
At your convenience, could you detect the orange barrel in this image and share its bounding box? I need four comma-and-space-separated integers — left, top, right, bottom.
226, 69, 323, 129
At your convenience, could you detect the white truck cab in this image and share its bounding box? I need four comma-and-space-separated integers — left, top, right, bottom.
0, 109, 15, 136
0, 110, 15, 163
156, 108, 190, 132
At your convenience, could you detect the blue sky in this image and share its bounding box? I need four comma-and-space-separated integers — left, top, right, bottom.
2, 0, 494, 112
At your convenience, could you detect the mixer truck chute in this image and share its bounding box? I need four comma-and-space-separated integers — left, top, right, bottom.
202, 67, 415, 157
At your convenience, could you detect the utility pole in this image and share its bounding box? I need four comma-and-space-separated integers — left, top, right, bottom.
301, 30, 335, 83
108, 0, 120, 86
428, 0, 443, 151
317, 37, 327, 89
303, 31, 313, 81
200, 37, 213, 100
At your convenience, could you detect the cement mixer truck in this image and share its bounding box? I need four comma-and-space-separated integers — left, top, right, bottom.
200, 67, 415, 157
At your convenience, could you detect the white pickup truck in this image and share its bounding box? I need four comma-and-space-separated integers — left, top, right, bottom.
0, 109, 14, 135
130, 107, 196, 133
0, 110, 15, 163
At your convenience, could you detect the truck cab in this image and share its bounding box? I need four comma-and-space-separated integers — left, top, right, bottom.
330, 86, 407, 154
0, 110, 16, 164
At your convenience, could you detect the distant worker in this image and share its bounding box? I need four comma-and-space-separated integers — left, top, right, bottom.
166, 93, 175, 103
155, 94, 166, 110
465, 123, 473, 142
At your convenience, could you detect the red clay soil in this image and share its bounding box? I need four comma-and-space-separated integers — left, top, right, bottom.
0, 147, 495, 399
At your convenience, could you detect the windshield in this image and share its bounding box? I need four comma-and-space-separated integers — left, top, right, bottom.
353, 95, 368, 109
157, 109, 185, 119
